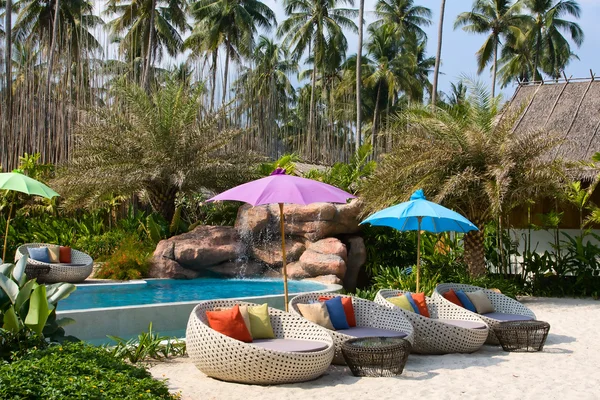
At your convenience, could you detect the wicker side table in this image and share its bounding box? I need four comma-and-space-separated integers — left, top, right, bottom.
341, 337, 411, 377
493, 320, 550, 352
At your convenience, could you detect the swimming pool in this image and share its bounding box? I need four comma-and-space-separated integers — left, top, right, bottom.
59, 278, 328, 311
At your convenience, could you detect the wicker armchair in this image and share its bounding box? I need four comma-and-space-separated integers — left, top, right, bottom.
433, 283, 536, 344
289, 292, 414, 364
375, 289, 489, 354
186, 300, 335, 385
15, 243, 93, 284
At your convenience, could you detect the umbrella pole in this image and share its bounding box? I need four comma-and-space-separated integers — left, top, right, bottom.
2, 197, 13, 262
416, 217, 422, 293
278, 203, 289, 312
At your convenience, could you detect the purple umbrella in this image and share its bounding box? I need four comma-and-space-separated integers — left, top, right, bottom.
207, 168, 356, 310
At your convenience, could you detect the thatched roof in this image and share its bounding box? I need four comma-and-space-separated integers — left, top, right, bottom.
293, 162, 329, 176
504, 79, 600, 179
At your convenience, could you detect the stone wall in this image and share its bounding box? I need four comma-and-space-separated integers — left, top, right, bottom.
150, 199, 366, 290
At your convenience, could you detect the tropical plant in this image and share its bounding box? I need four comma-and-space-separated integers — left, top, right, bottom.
362, 80, 567, 277
94, 236, 154, 280
186, 0, 276, 108
0, 257, 76, 340
278, 0, 358, 159
522, 0, 584, 80
53, 79, 258, 222
454, 0, 526, 97
257, 153, 300, 176
371, 0, 432, 39
107, 323, 186, 363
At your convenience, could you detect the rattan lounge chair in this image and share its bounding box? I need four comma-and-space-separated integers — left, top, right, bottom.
15, 243, 93, 283
289, 292, 414, 364
433, 283, 536, 344
375, 289, 489, 354
186, 299, 335, 385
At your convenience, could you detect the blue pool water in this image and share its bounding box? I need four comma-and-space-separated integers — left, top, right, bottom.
58, 278, 327, 311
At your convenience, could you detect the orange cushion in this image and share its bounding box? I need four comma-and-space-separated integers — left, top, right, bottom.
318, 296, 356, 327
206, 304, 253, 342
411, 293, 430, 318
59, 246, 72, 263
443, 289, 464, 307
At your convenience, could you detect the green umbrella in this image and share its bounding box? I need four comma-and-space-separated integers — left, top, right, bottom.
0, 172, 60, 261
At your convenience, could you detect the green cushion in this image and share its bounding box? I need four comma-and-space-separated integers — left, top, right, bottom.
388, 295, 415, 312
247, 303, 275, 339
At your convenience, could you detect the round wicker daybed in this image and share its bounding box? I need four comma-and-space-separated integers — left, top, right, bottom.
186, 299, 335, 385
375, 289, 489, 354
15, 243, 93, 284
433, 283, 536, 344
289, 292, 414, 364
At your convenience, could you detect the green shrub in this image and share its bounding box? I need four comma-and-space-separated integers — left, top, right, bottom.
107, 323, 186, 364
95, 236, 153, 280
75, 230, 129, 260
0, 343, 177, 399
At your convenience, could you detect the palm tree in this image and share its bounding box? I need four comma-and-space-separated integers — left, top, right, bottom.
356, 0, 364, 153
431, 0, 446, 107
371, 0, 432, 39
105, 0, 188, 86
187, 0, 276, 107
361, 81, 567, 277
523, 0, 583, 80
278, 0, 358, 160
4, 0, 13, 129
54, 79, 257, 222
454, 0, 525, 98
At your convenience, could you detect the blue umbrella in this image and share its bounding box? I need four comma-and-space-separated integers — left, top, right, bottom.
360, 189, 478, 292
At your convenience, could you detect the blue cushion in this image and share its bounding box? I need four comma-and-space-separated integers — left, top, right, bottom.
455, 290, 477, 313
28, 247, 50, 263
404, 292, 421, 315
324, 297, 350, 330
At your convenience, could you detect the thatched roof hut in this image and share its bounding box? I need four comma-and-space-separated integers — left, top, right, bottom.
503, 79, 600, 180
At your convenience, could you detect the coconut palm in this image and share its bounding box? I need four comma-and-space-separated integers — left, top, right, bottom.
361, 80, 567, 277
186, 0, 276, 108
454, 0, 526, 98
278, 0, 357, 160
105, 0, 188, 86
431, 0, 446, 107
523, 0, 583, 80
54, 79, 257, 222
371, 0, 432, 39
356, 0, 364, 153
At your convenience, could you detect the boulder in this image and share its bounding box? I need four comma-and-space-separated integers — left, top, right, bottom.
235, 204, 271, 236
307, 238, 348, 262
298, 250, 346, 279
286, 261, 310, 279
303, 274, 343, 285
204, 260, 265, 278
251, 238, 305, 266
148, 257, 200, 279
343, 236, 367, 292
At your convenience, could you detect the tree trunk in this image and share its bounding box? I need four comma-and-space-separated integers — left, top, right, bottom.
371, 81, 381, 140
210, 49, 217, 111
464, 219, 486, 277
46, 0, 61, 100
143, 0, 157, 92
431, 0, 446, 108
355, 0, 365, 154
222, 43, 230, 106
145, 182, 178, 223
4, 0, 12, 141
533, 24, 542, 81
308, 58, 317, 161
491, 36, 498, 98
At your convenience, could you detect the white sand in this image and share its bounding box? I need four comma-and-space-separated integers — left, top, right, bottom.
149, 298, 600, 400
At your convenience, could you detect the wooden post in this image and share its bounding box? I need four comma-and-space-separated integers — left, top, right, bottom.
279, 203, 289, 311
3, 198, 14, 262
416, 217, 422, 293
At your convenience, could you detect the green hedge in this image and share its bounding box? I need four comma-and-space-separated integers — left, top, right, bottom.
0, 343, 177, 399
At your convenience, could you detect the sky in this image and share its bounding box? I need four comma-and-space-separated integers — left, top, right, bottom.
263, 0, 600, 100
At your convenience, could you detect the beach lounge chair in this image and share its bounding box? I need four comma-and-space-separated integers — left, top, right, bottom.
186, 299, 335, 385
375, 289, 489, 354
289, 292, 414, 364
433, 283, 536, 344
15, 243, 93, 283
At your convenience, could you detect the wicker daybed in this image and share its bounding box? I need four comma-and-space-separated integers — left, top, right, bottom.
15, 243, 93, 284
289, 292, 414, 364
375, 289, 489, 354
433, 283, 536, 344
186, 300, 335, 385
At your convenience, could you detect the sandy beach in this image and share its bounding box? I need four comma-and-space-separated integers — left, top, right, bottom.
149, 297, 599, 400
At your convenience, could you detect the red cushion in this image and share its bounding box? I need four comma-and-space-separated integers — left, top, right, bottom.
59, 246, 72, 263
411, 293, 430, 318
206, 305, 253, 342
443, 289, 464, 307
318, 296, 356, 327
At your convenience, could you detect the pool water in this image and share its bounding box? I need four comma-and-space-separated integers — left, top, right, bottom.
58, 278, 328, 311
